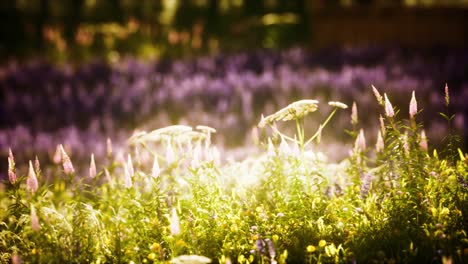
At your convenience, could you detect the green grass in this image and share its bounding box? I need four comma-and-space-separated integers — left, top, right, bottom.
1, 88, 467, 264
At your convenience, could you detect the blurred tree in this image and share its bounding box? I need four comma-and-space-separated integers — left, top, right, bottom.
0, 0, 25, 57
64, 0, 84, 49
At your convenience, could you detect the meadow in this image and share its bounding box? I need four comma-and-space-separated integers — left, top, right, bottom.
0, 47, 467, 263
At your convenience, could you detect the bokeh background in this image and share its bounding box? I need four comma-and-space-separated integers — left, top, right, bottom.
1, 0, 467, 176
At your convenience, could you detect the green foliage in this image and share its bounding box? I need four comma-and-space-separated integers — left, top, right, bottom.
1, 92, 467, 264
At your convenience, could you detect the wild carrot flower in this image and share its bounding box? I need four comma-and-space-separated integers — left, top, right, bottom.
384, 93, 394, 118
152, 155, 160, 178
372, 85, 384, 105
30, 204, 40, 231
355, 129, 366, 152
420, 130, 428, 151
328, 101, 348, 109
89, 153, 97, 178
409, 91, 418, 119
8, 148, 16, 184
376, 130, 384, 152
27, 160, 38, 193
351, 102, 358, 126
60, 144, 75, 174
170, 208, 181, 236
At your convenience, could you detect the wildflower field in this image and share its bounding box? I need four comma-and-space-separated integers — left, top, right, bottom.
1, 48, 468, 263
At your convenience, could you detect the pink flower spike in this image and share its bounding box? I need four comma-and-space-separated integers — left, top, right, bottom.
60, 145, 75, 174
420, 130, 428, 151
351, 101, 358, 125
152, 155, 160, 178
379, 115, 386, 136
127, 154, 134, 177
8, 148, 16, 184
355, 129, 366, 152
170, 208, 181, 236
106, 137, 113, 158
123, 163, 133, 188
444, 83, 450, 107
30, 204, 40, 231
89, 153, 97, 178
409, 91, 418, 119
376, 131, 384, 152
34, 155, 41, 175
27, 160, 38, 193
372, 85, 384, 105
384, 93, 394, 118
53, 144, 62, 164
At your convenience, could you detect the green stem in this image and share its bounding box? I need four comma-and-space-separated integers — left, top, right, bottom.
304, 108, 337, 147
271, 124, 296, 143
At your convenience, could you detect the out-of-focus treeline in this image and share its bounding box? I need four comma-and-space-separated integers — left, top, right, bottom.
0, 0, 467, 62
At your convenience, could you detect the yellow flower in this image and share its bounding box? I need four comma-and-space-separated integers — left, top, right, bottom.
272, 234, 279, 242
150, 242, 160, 251
147, 253, 156, 260
318, 240, 327, 247
175, 239, 186, 248
306, 245, 316, 253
